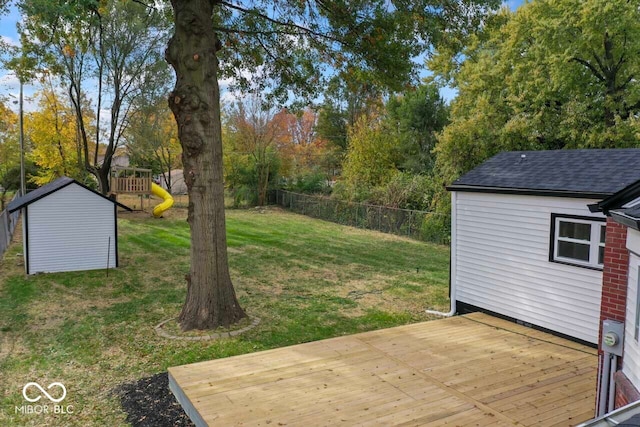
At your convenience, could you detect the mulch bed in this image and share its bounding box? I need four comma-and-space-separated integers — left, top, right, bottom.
115, 372, 195, 427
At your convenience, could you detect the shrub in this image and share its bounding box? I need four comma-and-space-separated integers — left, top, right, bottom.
369, 172, 432, 211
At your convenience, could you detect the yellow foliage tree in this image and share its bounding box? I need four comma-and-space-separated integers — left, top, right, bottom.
337, 111, 400, 201
26, 87, 84, 185
0, 100, 19, 182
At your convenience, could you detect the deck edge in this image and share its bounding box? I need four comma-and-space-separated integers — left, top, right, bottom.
168, 369, 209, 427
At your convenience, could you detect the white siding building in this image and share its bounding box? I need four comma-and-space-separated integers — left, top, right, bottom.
7, 177, 130, 274
453, 192, 605, 343
448, 149, 640, 345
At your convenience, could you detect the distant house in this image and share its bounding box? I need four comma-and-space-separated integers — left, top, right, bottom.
7, 176, 131, 274
160, 169, 187, 195
97, 152, 130, 168
447, 149, 640, 345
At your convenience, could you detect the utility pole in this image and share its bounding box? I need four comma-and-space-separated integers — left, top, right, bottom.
19, 79, 25, 196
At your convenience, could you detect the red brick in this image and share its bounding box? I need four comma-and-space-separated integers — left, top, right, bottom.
599, 218, 630, 356
614, 371, 640, 409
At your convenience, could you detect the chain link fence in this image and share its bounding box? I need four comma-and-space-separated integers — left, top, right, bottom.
0, 192, 22, 259
273, 189, 447, 243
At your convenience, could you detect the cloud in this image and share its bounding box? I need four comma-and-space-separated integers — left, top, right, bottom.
0, 72, 39, 113
1, 35, 18, 47
0, 71, 21, 100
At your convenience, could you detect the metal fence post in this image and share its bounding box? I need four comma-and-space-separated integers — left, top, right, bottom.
355, 203, 358, 227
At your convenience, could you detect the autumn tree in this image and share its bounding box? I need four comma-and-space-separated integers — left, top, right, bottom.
224, 95, 283, 206
0, 100, 18, 186
18, 0, 170, 193
26, 84, 87, 185
0, 100, 19, 208
272, 108, 328, 185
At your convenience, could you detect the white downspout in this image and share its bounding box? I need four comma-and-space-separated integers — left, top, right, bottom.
426, 191, 457, 317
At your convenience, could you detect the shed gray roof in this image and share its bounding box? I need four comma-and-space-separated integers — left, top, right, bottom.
7, 176, 131, 213
448, 149, 640, 198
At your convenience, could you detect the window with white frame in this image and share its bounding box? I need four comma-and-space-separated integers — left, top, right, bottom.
550, 214, 606, 269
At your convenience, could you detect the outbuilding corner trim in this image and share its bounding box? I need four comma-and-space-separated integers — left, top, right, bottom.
24, 206, 29, 275
114, 204, 119, 268
446, 184, 611, 199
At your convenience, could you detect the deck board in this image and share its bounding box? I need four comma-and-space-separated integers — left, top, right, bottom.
169, 313, 597, 426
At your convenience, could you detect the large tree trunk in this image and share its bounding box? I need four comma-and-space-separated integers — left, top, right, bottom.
166, 0, 246, 330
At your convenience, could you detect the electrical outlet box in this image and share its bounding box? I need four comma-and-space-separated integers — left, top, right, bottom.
602, 319, 624, 357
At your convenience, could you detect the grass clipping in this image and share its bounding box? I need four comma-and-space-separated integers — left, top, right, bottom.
155, 315, 260, 341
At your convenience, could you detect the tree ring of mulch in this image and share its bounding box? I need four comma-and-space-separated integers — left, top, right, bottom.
115, 372, 194, 427
154, 316, 261, 341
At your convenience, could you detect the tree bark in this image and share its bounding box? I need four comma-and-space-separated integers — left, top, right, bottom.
96, 167, 110, 195
166, 0, 246, 330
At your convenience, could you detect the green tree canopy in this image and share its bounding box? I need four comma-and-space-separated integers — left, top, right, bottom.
336, 110, 400, 199
387, 83, 449, 174
431, 0, 640, 184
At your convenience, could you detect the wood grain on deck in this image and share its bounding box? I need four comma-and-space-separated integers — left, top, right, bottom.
169, 312, 597, 426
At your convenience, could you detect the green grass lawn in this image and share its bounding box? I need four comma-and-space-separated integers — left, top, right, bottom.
0, 207, 449, 426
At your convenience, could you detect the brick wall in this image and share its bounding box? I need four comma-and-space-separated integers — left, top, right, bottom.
600, 218, 631, 409
600, 218, 629, 328
614, 371, 640, 408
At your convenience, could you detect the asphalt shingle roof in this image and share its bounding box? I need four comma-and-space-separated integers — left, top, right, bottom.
449, 149, 640, 197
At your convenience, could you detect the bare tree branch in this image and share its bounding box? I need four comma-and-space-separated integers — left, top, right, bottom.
220, 1, 345, 46
571, 56, 605, 82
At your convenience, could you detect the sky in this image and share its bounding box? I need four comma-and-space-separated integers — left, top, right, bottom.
0, 4, 25, 109
0, 0, 526, 112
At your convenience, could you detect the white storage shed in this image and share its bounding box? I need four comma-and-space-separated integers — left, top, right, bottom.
7, 176, 131, 274
447, 149, 640, 344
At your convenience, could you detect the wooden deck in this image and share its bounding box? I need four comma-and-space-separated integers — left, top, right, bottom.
168, 313, 597, 426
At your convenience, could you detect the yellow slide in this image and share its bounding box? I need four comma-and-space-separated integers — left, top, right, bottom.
151, 182, 174, 217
